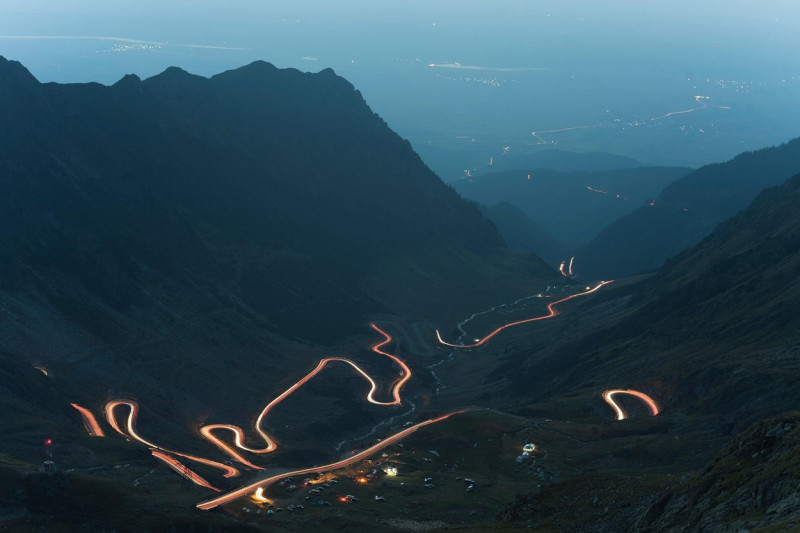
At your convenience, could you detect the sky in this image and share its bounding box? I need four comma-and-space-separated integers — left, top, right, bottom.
1, 1, 799, 175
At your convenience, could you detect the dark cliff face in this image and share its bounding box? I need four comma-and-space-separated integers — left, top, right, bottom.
0, 57, 552, 347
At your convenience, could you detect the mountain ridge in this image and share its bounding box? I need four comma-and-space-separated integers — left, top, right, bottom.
578, 138, 800, 279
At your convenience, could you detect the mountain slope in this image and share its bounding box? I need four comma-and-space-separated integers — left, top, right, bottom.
578, 138, 800, 279
454, 166, 689, 250
478, 201, 566, 265
0, 56, 556, 462
0, 56, 552, 343
487, 172, 800, 429
450, 172, 800, 531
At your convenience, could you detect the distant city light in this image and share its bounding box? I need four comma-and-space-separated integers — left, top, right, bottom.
385, 467, 398, 476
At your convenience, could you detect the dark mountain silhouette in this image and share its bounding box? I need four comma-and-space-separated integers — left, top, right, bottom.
491, 171, 800, 431
479, 171, 800, 531
0, 56, 558, 466
578, 138, 800, 279
454, 166, 689, 250
478, 202, 565, 266
481, 148, 643, 174
0, 56, 553, 346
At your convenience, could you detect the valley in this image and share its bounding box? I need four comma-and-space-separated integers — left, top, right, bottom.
53, 281, 649, 517
1, 50, 800, 532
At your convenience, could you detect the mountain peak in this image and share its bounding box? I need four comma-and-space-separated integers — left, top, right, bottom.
112, 73, 141, 86
0, 56, 40, 87
143, 66, 208, 88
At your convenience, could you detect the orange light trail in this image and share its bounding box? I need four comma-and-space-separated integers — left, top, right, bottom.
101, 324, 411, 487
151, 451, 221, 492
436, 281, 613, 348
601, 389, 660, 420
70, 403, 105, 437
104, 400, 240, 478
199, 323, 409, 465
34, 365, 49, 376
196, 409, 468, 511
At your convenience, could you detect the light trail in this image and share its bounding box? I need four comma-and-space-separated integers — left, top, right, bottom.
104, 400, 240, 478
34, 365, 49, 376
532, 124, 599, 144
151, 451, 221, 492
200, 324, 410, 466
559, 257, 575, 277
196, 409, 468, 511
649, 95, 710, 121
70, 403, 106, 437
436, 281, 613, 348
252, 487, 270, 503
101, 324, 411, 490
601, 389, 660, 420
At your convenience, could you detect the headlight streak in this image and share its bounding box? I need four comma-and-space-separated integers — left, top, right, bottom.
601, 389, 660, 420
199, 323, 410, 466
196, 409, 469, 511
436, 281, 613, 348
100, 324, 412, 491
104, 400, 240, 480
151, 450, 221, 492
72, 284, 658, 511
70, 403, 106, 437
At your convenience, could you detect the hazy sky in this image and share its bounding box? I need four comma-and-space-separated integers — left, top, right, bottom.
2, 1, 799, 171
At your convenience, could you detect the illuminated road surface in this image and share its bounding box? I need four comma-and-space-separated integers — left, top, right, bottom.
151, 451, 221, 492
71, 290, 662, 510
436, 281, 613, 348
105, 399, 240, 478
99, 324, 411, 490
196, 409, 469, 511
200, 323, 410, 467
70, 403, 105, 437
601, 389, 660, 420
559, 257, 576, 277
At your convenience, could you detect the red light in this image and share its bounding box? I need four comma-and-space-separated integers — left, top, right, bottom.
44, 439, 53, 446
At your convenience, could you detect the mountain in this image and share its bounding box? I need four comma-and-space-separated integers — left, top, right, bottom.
578, 138, 800, 279
0, 55, 558, 463
485, 171, 800, 430
480, 148, 644, 174
454, 166, 689, 250
464, 171, 800, 531
478, 202, 566, 266
634, 413, 800, 532
0, 55, 554, 343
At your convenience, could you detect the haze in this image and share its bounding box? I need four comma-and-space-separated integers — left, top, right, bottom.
2, 0, 799, 174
